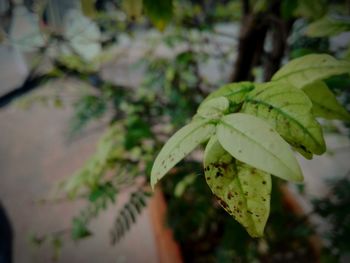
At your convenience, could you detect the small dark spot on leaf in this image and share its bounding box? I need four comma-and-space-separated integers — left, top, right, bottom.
220, 201, 229, 209
216, 171, 224, 178
300, 145, 308, 152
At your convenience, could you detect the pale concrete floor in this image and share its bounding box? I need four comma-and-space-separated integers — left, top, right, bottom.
0, 48, 158, 263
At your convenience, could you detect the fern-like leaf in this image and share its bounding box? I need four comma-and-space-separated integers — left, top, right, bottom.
110, 189, 151, 244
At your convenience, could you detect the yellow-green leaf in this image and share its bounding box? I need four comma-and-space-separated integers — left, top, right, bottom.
204, 136, 271, 237
242, 82, 326, 157
217, 113, 303, 182
151, 119, 215, 188
307, 16, 350, 37
272, 54, 350, 88
294, 0, 326, 20
196, 96, 229, 120
302, 81, 350, 121
204, 81, 254, 105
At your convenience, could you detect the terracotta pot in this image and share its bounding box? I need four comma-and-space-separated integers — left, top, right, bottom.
149, 188, 183, 263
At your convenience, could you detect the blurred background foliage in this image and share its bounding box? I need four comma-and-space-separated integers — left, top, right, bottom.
1, 0, 350, 262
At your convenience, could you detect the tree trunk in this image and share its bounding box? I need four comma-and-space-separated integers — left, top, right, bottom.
263, 23, 286, 81
229, 14, 267, 82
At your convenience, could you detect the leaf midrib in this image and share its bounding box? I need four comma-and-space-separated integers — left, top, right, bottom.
153, 121, 213, 178
311, 99, 350, 119
232, 160, 259, 234
273, 64, 350, 82
244, 98, 323, 150
220, 86, 255, 100
219, 120, 295, 177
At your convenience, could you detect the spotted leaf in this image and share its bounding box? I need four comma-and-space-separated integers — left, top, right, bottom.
217, 113, 303, 182
242, 82, 325, 158
204, 136, 271, 237
151, 119, 215, 188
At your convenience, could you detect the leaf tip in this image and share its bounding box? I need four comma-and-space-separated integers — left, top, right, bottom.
291, 172, 304, 183
150, 171, 158, 190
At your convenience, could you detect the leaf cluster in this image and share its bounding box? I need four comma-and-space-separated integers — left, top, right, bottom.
151, 54, 350, 237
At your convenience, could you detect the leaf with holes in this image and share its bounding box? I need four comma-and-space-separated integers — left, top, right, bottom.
242, 82, 325, 158
196, 96, 229, 120
204, 136, 271, 237
217, 113, 303, 182
303, 81, 350, 121
272, 54, 350, 88
151, 119, 215, 188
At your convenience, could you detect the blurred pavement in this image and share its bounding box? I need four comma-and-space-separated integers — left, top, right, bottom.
0, 47, 158, 263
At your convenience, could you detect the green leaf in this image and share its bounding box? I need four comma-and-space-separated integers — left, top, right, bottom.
217, 113, 303, 182
307, 16, 350, 37
72, 218, 92, 240
242, 82, 326, 157
174, 173, 196, 197
143, 0, 173, 31
204, 136, 271, 237
272, 54, 350, 88
196, 96, 229, 120
252, 0, 269, 14
280, 0, 298, 19
302, 81, 350, 121
345, 46, 350, 61
204, 82, 254, 105
151, 119, 215, 188
294, 0, 326, 20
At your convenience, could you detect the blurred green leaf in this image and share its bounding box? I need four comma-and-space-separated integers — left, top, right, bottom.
122, 0, 143, 20
307, 16, 350, 37
295, 0, 327, 20
272, 54, 350, 88
302, 81, 350, 121
72, 218, 92, 240
281, 0, 298, 19
143, 0, 173, 31
70, 95, 107, 135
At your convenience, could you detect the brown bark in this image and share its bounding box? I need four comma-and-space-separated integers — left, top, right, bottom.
229, 14, 267, 82
263, 20, 286, 81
